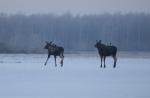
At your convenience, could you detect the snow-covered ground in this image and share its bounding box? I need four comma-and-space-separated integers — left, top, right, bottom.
0, 53, 150, 98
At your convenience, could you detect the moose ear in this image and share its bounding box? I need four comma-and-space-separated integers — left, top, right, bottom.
50, 41, 53, 44
99, 40, 101, 43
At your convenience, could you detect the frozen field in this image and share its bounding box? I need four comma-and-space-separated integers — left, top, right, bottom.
0, 53, 150, 98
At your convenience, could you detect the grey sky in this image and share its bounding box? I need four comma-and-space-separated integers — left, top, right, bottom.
0, 0, 150, 15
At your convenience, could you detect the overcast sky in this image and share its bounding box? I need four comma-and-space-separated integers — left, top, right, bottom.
0, 0, 150, 15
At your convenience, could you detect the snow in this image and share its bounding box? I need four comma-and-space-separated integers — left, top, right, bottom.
0, 53, 150, 98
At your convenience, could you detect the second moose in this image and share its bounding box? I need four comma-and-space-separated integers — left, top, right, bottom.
95, 40, 117, 68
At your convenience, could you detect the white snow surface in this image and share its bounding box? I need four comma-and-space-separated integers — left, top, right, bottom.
0, 53, 150, 98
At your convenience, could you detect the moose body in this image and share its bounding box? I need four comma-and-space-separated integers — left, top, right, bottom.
95, 40, 117, 68
44, 42, 64, 67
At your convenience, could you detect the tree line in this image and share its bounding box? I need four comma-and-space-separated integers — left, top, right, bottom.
0, 13, 150, 53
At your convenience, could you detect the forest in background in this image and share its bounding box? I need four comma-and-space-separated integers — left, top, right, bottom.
0, 13, 150, 53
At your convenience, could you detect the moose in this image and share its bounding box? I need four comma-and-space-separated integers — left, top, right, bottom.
44, 41, 64, 67
95, 40, 117, 68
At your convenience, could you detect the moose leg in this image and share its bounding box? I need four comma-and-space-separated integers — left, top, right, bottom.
60, 54, 64, 67
44, 54, 50, 66
99, 55, 102, 68
54, 55, 57, 67
104, 56, 106, 68
113, 56, 117, 68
